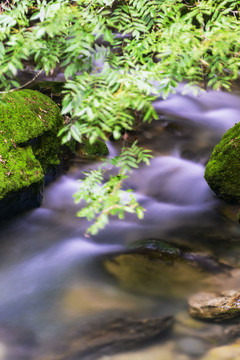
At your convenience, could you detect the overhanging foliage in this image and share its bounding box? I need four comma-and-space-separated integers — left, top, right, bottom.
1, 0, 240, 233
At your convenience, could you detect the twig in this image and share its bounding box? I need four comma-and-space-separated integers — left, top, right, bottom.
97, 0, 115, 14
0, 69, 44, 94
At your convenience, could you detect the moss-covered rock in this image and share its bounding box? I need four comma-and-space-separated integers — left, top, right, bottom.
0, 139, 43, 200
204, 123, 240, 203
78, 139, 109, 159
0, 89, 64, 216
0, 89, 62, 143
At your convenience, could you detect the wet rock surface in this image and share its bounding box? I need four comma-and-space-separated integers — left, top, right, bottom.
38, 315, 173, 360
189, 290, 240, 321
103, 240, 232, 298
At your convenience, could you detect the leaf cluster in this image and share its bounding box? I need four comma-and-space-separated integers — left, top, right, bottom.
74, 142, 152, 234
1, 0, 240, 232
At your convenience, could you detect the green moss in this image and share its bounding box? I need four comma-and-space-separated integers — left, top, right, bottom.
128, 239, 181, 256
0, 137, 43, 200
0, 89, 63, 144
80, 139, 109, 159
205, 123, 240, 203
0, 89, 64, 199
32, 132, 61, 173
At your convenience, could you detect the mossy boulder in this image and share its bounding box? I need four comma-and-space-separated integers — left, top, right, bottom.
0, 89, 62, 143
78, 139, 109, 159
204, 123, 240, 203
0, 89, 64, 218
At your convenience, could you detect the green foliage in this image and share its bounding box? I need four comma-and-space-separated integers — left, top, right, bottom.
1, 0, 240, 232
74, 141, 152, 234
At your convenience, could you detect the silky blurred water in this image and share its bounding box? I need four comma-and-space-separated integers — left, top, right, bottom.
1, 87, 240, 359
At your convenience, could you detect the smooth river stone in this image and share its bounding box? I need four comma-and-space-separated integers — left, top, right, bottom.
189, 290, 240, 321
201, 341, 240, 360
38, 315, 173, 360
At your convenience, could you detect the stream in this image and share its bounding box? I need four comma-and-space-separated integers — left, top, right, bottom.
1, 85, 240, 359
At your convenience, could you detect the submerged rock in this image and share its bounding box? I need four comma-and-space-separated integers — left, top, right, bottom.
104, 241, 232, 298
177, 294, 240, 357
175, 311, 240, 348
98, 341, 190, 360
0, 89, 64, 219
104, 255, 212, 298
204, 122, 240, 203
38, 315, 172, 360
189, 290, 240, 321
201, 341, 240, 360
177, 337, 207, 357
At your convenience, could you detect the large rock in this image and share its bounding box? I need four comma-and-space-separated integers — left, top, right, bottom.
0, 89, 63, 219
37, 315, 173, 360
204, 123, 240, 203
103, 241, 230, 298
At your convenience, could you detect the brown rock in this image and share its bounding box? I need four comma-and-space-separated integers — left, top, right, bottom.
189, 290, 240, 321
38, 315, 173, 360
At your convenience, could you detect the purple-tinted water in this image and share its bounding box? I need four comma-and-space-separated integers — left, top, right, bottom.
0, 87, 240, 359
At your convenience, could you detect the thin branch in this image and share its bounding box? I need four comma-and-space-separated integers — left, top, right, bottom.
0, 69, 44, 94
97, 0, 115, 13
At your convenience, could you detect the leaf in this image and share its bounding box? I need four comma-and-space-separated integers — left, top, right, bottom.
70, 125, 82, 142
61, 102, 72, 115
39, 7, 45, 22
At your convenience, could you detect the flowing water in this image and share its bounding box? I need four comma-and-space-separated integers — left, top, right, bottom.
1, 86, 240, 359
